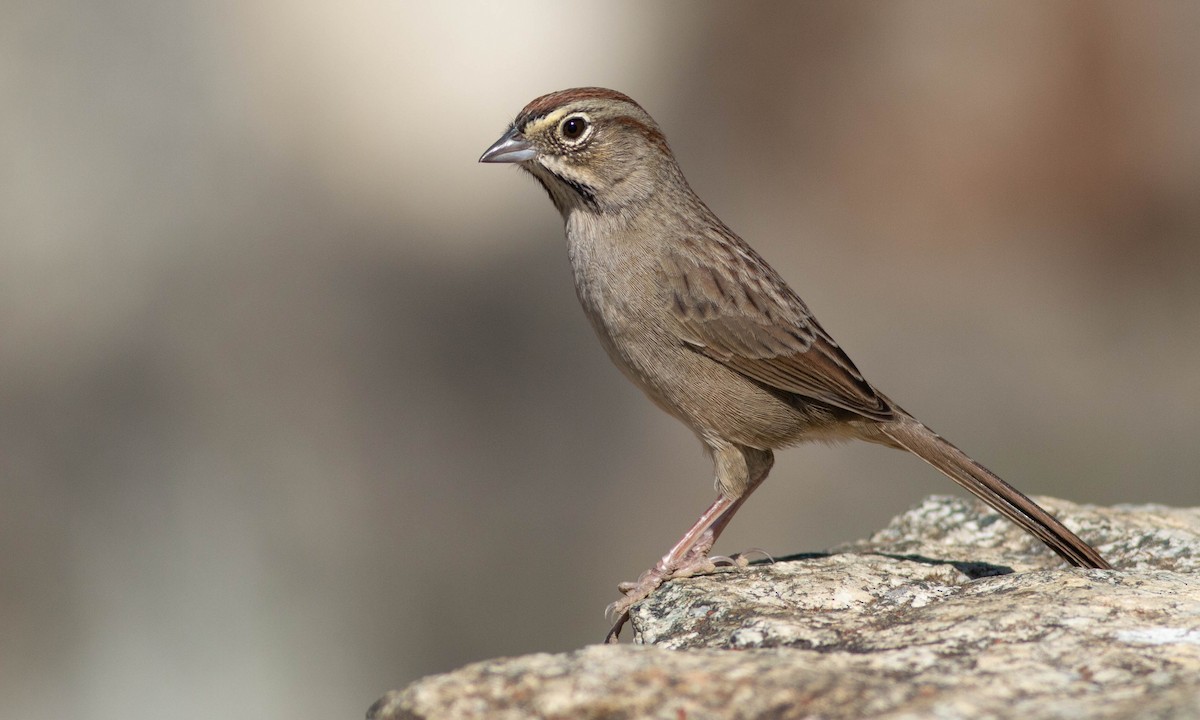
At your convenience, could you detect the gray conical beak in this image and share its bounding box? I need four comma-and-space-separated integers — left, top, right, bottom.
479, 127, 536, 164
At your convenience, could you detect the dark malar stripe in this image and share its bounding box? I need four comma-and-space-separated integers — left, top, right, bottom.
560, 176, 600, 210
532, 173, 600, 214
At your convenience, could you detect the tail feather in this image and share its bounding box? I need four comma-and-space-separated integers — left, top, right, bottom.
879, 420, 1110, 569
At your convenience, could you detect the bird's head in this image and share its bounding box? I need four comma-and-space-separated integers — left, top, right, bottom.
480, 87, 678, 216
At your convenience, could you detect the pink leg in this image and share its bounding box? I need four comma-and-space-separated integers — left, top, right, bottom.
604, 469, 770, 643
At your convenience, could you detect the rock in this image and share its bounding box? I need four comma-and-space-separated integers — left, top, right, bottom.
371, 496, 1200, 719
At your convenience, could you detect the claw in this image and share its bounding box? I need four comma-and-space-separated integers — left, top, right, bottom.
734, 547, 775, 565
603, 566, 671, 642
605, 612, 629, 643
604, 592, 639, 643
604, 598, 624, 624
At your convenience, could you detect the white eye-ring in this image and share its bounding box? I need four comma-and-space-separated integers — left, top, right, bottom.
559, 114, 592, 143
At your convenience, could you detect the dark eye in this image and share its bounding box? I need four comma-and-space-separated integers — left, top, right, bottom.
561, 116, 588, 141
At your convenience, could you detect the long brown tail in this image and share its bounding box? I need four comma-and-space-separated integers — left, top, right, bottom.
879, 419, 1110, 569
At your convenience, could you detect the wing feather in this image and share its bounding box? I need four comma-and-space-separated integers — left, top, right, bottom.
665, 240, 893, 421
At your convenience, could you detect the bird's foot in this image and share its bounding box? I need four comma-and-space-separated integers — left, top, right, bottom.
605, 545, 758, 643
604, 567, 666, 643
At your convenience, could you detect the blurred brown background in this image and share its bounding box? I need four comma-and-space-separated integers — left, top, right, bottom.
3, 1, 1198, 718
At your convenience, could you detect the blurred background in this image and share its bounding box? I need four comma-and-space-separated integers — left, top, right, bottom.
3, 1, 1198, 718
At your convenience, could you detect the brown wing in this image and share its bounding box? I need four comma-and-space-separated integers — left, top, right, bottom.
663, 240, 894, 422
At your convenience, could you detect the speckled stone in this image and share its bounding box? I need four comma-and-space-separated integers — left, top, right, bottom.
372, 496, 1200, 720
